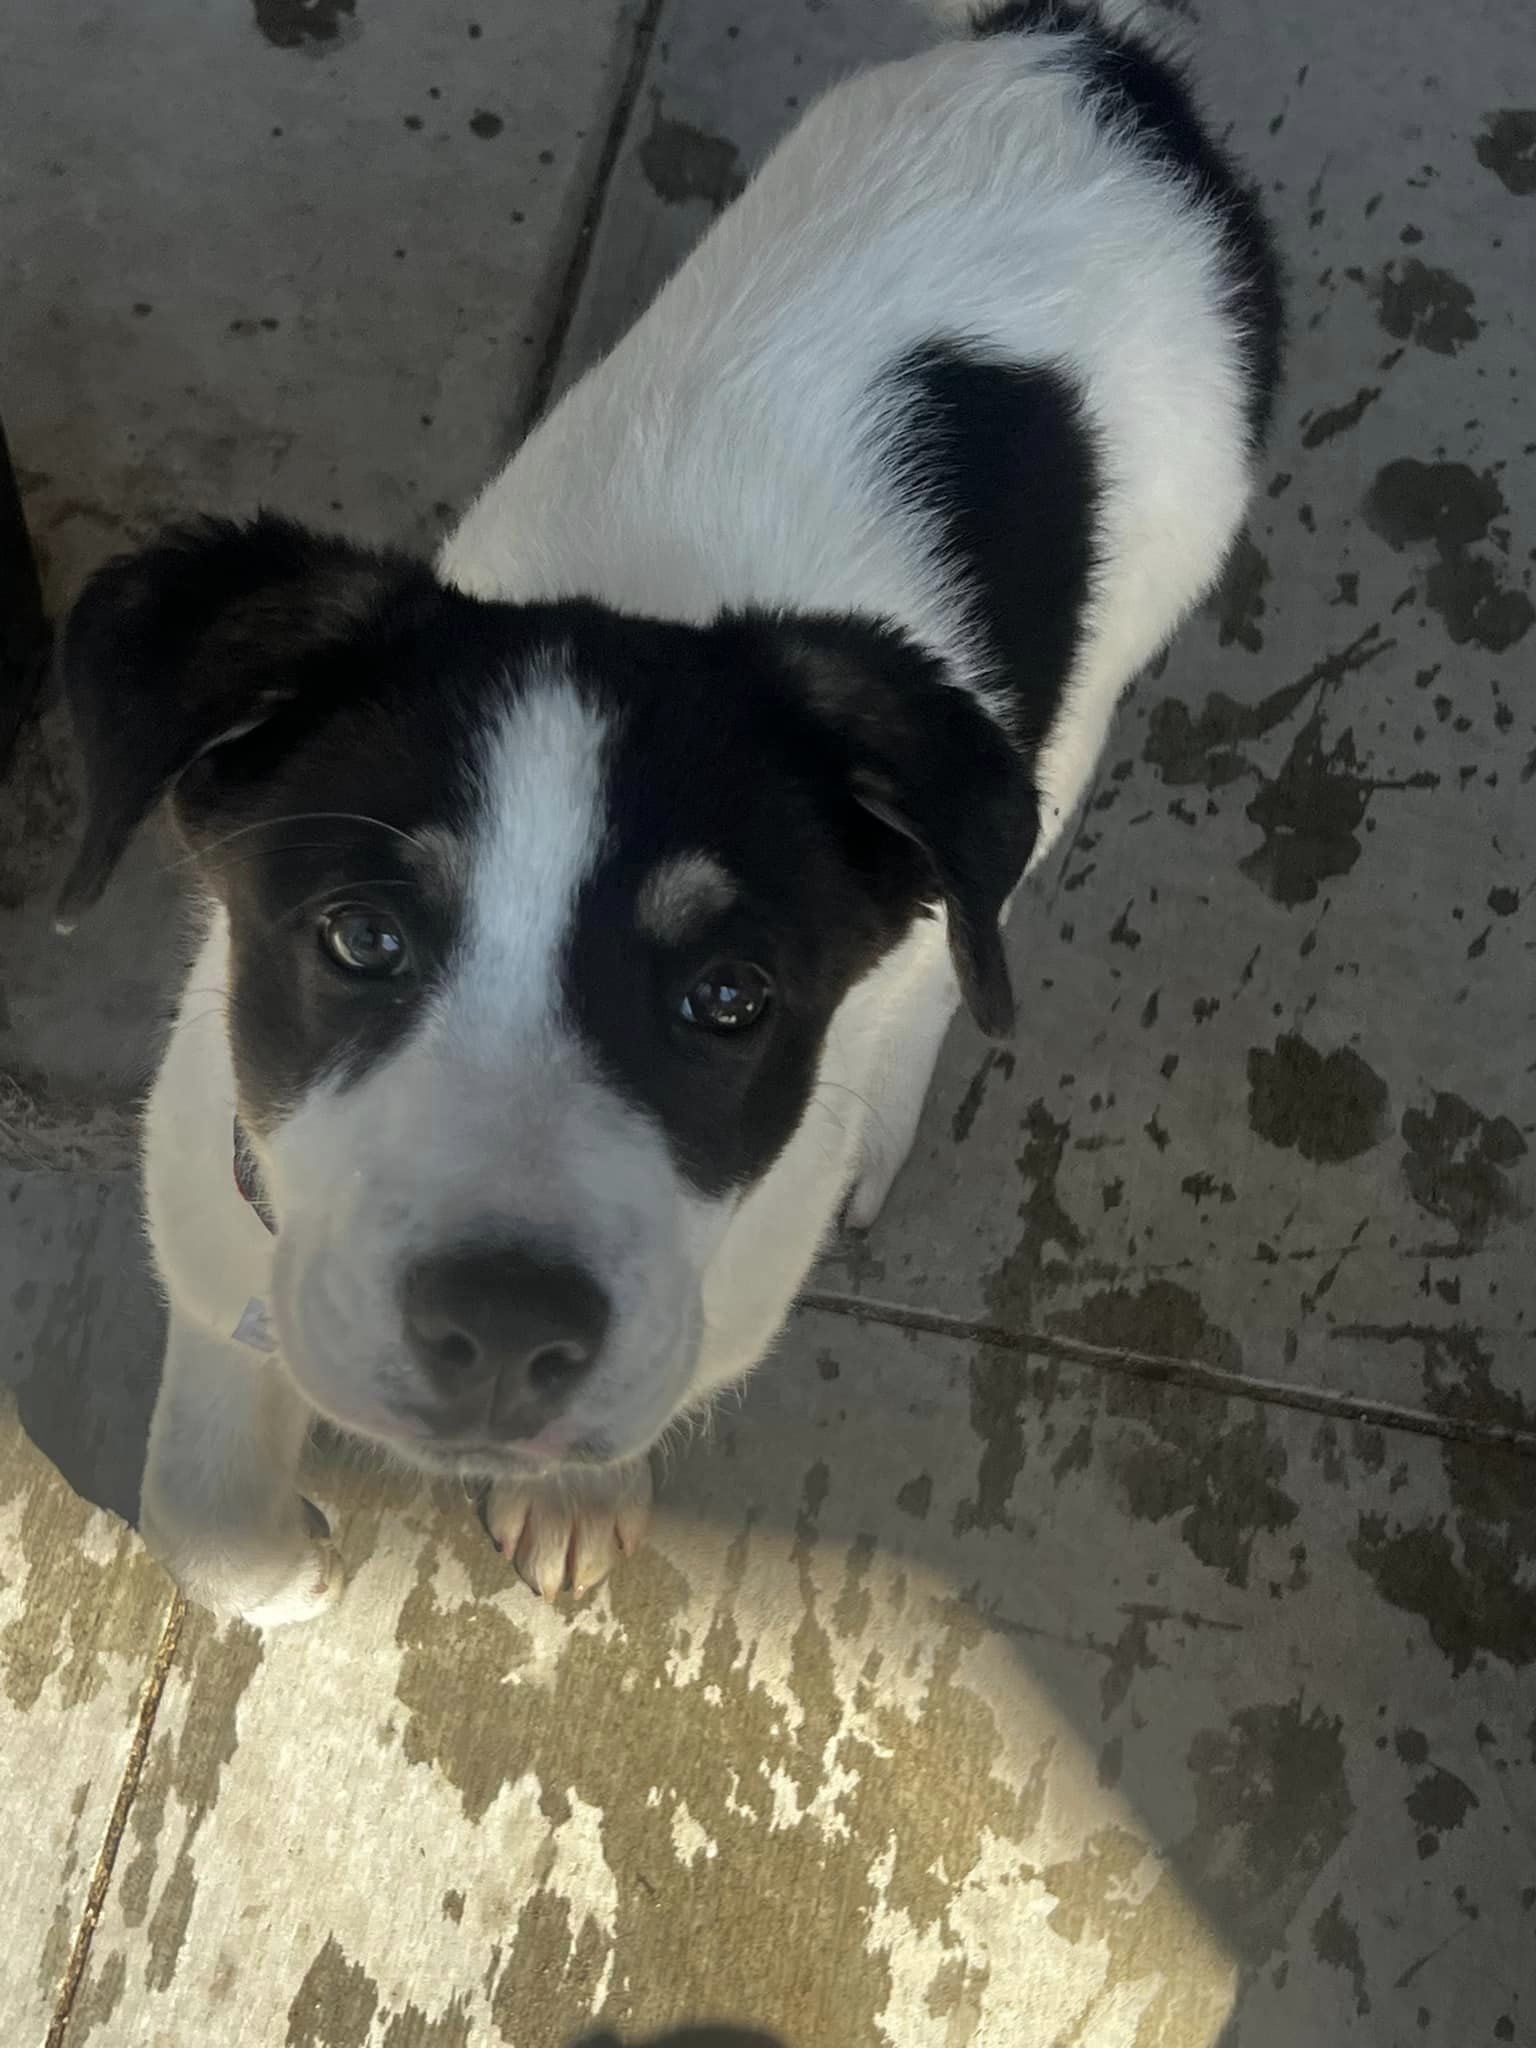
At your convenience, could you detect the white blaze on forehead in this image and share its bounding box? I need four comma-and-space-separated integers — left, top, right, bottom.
635, 852, 737, 944
455, 664, 609, 1041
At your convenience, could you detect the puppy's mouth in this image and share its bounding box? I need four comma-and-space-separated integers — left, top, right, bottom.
377, 1428, 621, 1481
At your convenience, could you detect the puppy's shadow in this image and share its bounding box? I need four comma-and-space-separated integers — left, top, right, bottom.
3, 1164, 164, 1526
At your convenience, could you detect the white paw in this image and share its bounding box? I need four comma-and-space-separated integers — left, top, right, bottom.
234, 1539, 344, 1628
143, 1500, 344, 1628
486, 1460, 653, 1601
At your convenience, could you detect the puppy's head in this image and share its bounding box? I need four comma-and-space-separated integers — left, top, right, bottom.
61, 515, 1030, 1474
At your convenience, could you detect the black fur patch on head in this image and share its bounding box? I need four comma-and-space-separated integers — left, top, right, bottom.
59, 520, 1029, 1190
563, 607, 1031, 1195
880, 343, 1099, 757
975, 0, 1285, 447
56, 515, 436, 920
58, 516, 498, 1124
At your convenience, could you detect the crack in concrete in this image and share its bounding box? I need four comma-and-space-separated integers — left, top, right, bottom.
797, 1290, 1536, 1462
44, 1596, 185, 2048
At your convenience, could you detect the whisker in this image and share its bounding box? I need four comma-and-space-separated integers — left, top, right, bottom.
169, 810, 435, 877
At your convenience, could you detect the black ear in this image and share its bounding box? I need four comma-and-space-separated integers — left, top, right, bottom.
55, 513, 420, 925
763, 614, 1036, 1039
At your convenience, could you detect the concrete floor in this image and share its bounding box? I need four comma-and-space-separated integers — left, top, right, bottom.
2, 1, 1533, 2043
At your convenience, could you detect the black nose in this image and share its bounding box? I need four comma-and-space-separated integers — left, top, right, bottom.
400, 1244, 610, 1441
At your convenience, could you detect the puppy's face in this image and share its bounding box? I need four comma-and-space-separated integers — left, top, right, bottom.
60, 519, 1029, 1475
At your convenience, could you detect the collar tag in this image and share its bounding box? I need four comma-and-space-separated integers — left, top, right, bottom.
231, 1298, 278, 1352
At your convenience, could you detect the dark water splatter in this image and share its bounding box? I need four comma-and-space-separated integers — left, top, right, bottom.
962, 1101, 1084, 1532
1049, 1276, 1242, 1372
1102, 1369, 1297, 1588
1302, 386, 1380, 449
951, 1048, 1015, 1146
1400, 1090, 1527, 1246
1473, 109, 1536, 196
1405, 1764, 1479, 1833
1422, 550, 1534, 652
1363, 459, 1533, 652
1338, 1322, 1536, 1671
1366, 259, 1480, 354
1363, 459, 1503, 551
251, 0, 355, 49
1247, 1033, 1390, 1164
1142, 626, 1387, 791
1240, 712, 1372, 905
1212, 532, 1270, 651
639, 97, 746, 210
1313, 1895, 1371, 2017
1179, 1700, 1353, 1964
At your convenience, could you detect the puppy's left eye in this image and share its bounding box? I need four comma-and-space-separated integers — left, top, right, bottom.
319, 904, 411, 978
679, 962, 772, 1032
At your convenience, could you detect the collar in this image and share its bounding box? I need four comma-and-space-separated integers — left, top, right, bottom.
232, 1118, 278, 1235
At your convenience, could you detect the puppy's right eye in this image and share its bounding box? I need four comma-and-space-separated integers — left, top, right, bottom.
679, 961, 773, 1033
318, 904, 411, 979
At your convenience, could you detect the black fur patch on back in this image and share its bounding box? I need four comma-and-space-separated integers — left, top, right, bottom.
975, 0, 1284, 446
881, 342, 1100, 761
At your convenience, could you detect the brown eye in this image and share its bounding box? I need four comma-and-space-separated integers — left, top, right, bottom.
319, 904, 410, 978
679, 962, 772, 1032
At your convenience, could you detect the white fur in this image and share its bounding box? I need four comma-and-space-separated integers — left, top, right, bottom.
141, 17, 1260, 1621
264, 676, 713, 1463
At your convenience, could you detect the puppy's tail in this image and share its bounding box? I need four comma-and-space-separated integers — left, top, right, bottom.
919, 0, 1155, 37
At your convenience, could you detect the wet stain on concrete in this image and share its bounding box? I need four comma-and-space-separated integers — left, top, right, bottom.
1143, 674, 1314, 789
1313, 1894, 1371, 2015
1353, 1491, 1536, 1673
950, 1048, 1015, 1146
638, 96, 746, 211
251, 0, 355, 50
1421, 549, 1535, 652
286, 1935, 377, 2046
1179, 1699, 1354, 1965
1211, 532, 1271, 651
1364, 458, 1503, 552
71, 1946, 127, 2039
1365, 259, 1480, 354
1240, 710, 1373, 905
1049, 1278, 1242, 1373
1301, 386, 1381, 449
1400, 1090, 1527, 1246
1100, 1372, 1298, 1587
468, 111, 503, 140
1405, 1764, 1479, 1835
1142, 625, 1389, 803
0, 1444, 169, 1713
1363, 458, 1534, 651
964, 1101, 1084, 1531
1473, 109, 1536, 195
1343, 1324, 1536, 1672
390, 1489, 1083, 2045
1038, 1827, 1234, 2043
1247, 1033, 1390, 1164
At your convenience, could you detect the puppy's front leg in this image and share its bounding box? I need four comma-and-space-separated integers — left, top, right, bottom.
141, 1313, 341, 1626
845, 930, 962, 1231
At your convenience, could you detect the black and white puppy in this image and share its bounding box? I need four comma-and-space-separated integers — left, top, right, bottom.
59, 0, 1280, 1622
